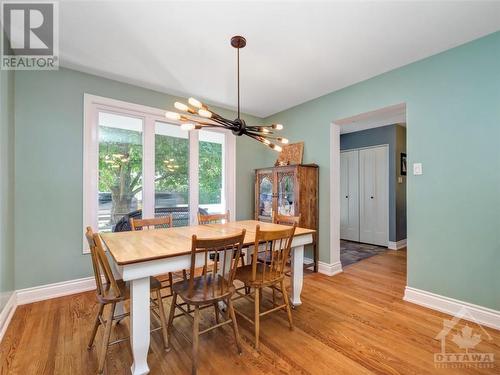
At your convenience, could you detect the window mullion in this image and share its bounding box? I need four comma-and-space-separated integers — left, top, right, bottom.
143, 116, 155, 219
189, 130, 199, 224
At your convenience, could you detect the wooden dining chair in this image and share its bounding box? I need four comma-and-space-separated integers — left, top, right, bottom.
233, 224, 296, 351
259, 214, 300, 266
272, 214, 301, 278
198, 210, 246, 268
197, 210, 230, 224
130, 215, 187, 297
85, 227, 169, 375
167, 230, 246, 375
274, 213, 301, 226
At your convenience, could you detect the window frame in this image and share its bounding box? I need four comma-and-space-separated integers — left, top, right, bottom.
83, 94, 236, 253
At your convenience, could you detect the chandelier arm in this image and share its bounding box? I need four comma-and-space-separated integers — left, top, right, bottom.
246, 130, 274, 137
195, 121, 226, 128
247, 125, 275, 130
181, 114, 225, 127
209, 116, 236, 128
248, 134, 285, 141
246, 133, 274, 145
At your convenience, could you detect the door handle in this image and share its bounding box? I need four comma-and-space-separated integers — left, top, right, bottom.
370, 196, 374, 199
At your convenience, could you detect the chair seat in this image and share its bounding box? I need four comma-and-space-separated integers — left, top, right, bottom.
235, 263, 283, 287
97, 276, 162, 303
172, 274, 234, 304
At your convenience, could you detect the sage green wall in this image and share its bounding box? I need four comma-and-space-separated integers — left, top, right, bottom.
266, 32, 500, 310
0, 69, 15, 312
14, 67, 268, 289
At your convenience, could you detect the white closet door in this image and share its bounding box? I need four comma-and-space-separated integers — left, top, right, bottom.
359, 146, 388, 246
340, 150, 359, 241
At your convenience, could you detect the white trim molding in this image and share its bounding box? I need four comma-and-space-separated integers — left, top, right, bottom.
329, 123, 342, 269
0, 292, 17, 343
304, 257, 343, 277
388, 238, 407, 250
16, 276, 99, 306
318, 261, 343, 276
404, 286, 500, 331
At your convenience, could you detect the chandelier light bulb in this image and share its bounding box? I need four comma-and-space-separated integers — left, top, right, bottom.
271, 144, 282, 152
165, 111, 181, 120
174, 102, 189, 112
188, 97, 203, 109
180, 123, 196, 131
277, 137, 289, 144
198, 109, 212, 118
272, 123, 284, 130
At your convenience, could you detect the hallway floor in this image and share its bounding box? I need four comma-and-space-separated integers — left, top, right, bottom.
340, 240, 388, 267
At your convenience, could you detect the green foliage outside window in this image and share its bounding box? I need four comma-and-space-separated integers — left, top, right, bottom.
99, 125, 223, 225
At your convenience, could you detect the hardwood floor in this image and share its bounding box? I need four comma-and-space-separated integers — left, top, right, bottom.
1, 249, 499, 374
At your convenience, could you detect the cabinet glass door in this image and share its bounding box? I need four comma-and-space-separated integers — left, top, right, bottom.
277, 171, 295, 216
258, 173, 274, 220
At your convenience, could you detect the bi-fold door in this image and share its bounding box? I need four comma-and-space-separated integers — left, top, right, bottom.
340, 145, 388, 247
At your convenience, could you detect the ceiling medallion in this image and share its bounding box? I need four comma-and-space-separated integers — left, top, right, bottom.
165, 35, 287, 151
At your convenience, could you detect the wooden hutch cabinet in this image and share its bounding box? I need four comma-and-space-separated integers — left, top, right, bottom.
254, 164, 319, 271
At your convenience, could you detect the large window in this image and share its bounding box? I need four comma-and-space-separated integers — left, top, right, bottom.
199, 130, 225, 214
98, 112, 144, 232
154, 121, 190, 227
84, 95, 235, 251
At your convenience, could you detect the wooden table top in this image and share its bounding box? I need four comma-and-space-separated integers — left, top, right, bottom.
100, 220, 315, 266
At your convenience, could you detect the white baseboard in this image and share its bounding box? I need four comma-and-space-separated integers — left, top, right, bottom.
319, 261, 343, 276
16, 276, 98, 306
404, 286, 500, 331
303, 257, 343, 276
0, 292, 17, 343
388, 238, 407, 250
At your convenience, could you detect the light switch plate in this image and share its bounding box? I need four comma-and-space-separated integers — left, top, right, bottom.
413, 163, 423, 175
398, 176, 403, 183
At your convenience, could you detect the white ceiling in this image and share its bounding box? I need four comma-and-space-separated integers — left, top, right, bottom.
59, 1, 500, 118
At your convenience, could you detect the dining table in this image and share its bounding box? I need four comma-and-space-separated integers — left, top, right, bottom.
100, 219, 315, 375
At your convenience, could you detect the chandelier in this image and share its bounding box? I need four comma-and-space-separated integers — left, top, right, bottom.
165, 35, 288, 152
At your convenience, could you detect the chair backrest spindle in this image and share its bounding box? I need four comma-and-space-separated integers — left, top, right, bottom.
251, 224, 296, 283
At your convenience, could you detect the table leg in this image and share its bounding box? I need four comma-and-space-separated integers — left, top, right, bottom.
290, 245, 304, 306
130, 277, 151, 375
